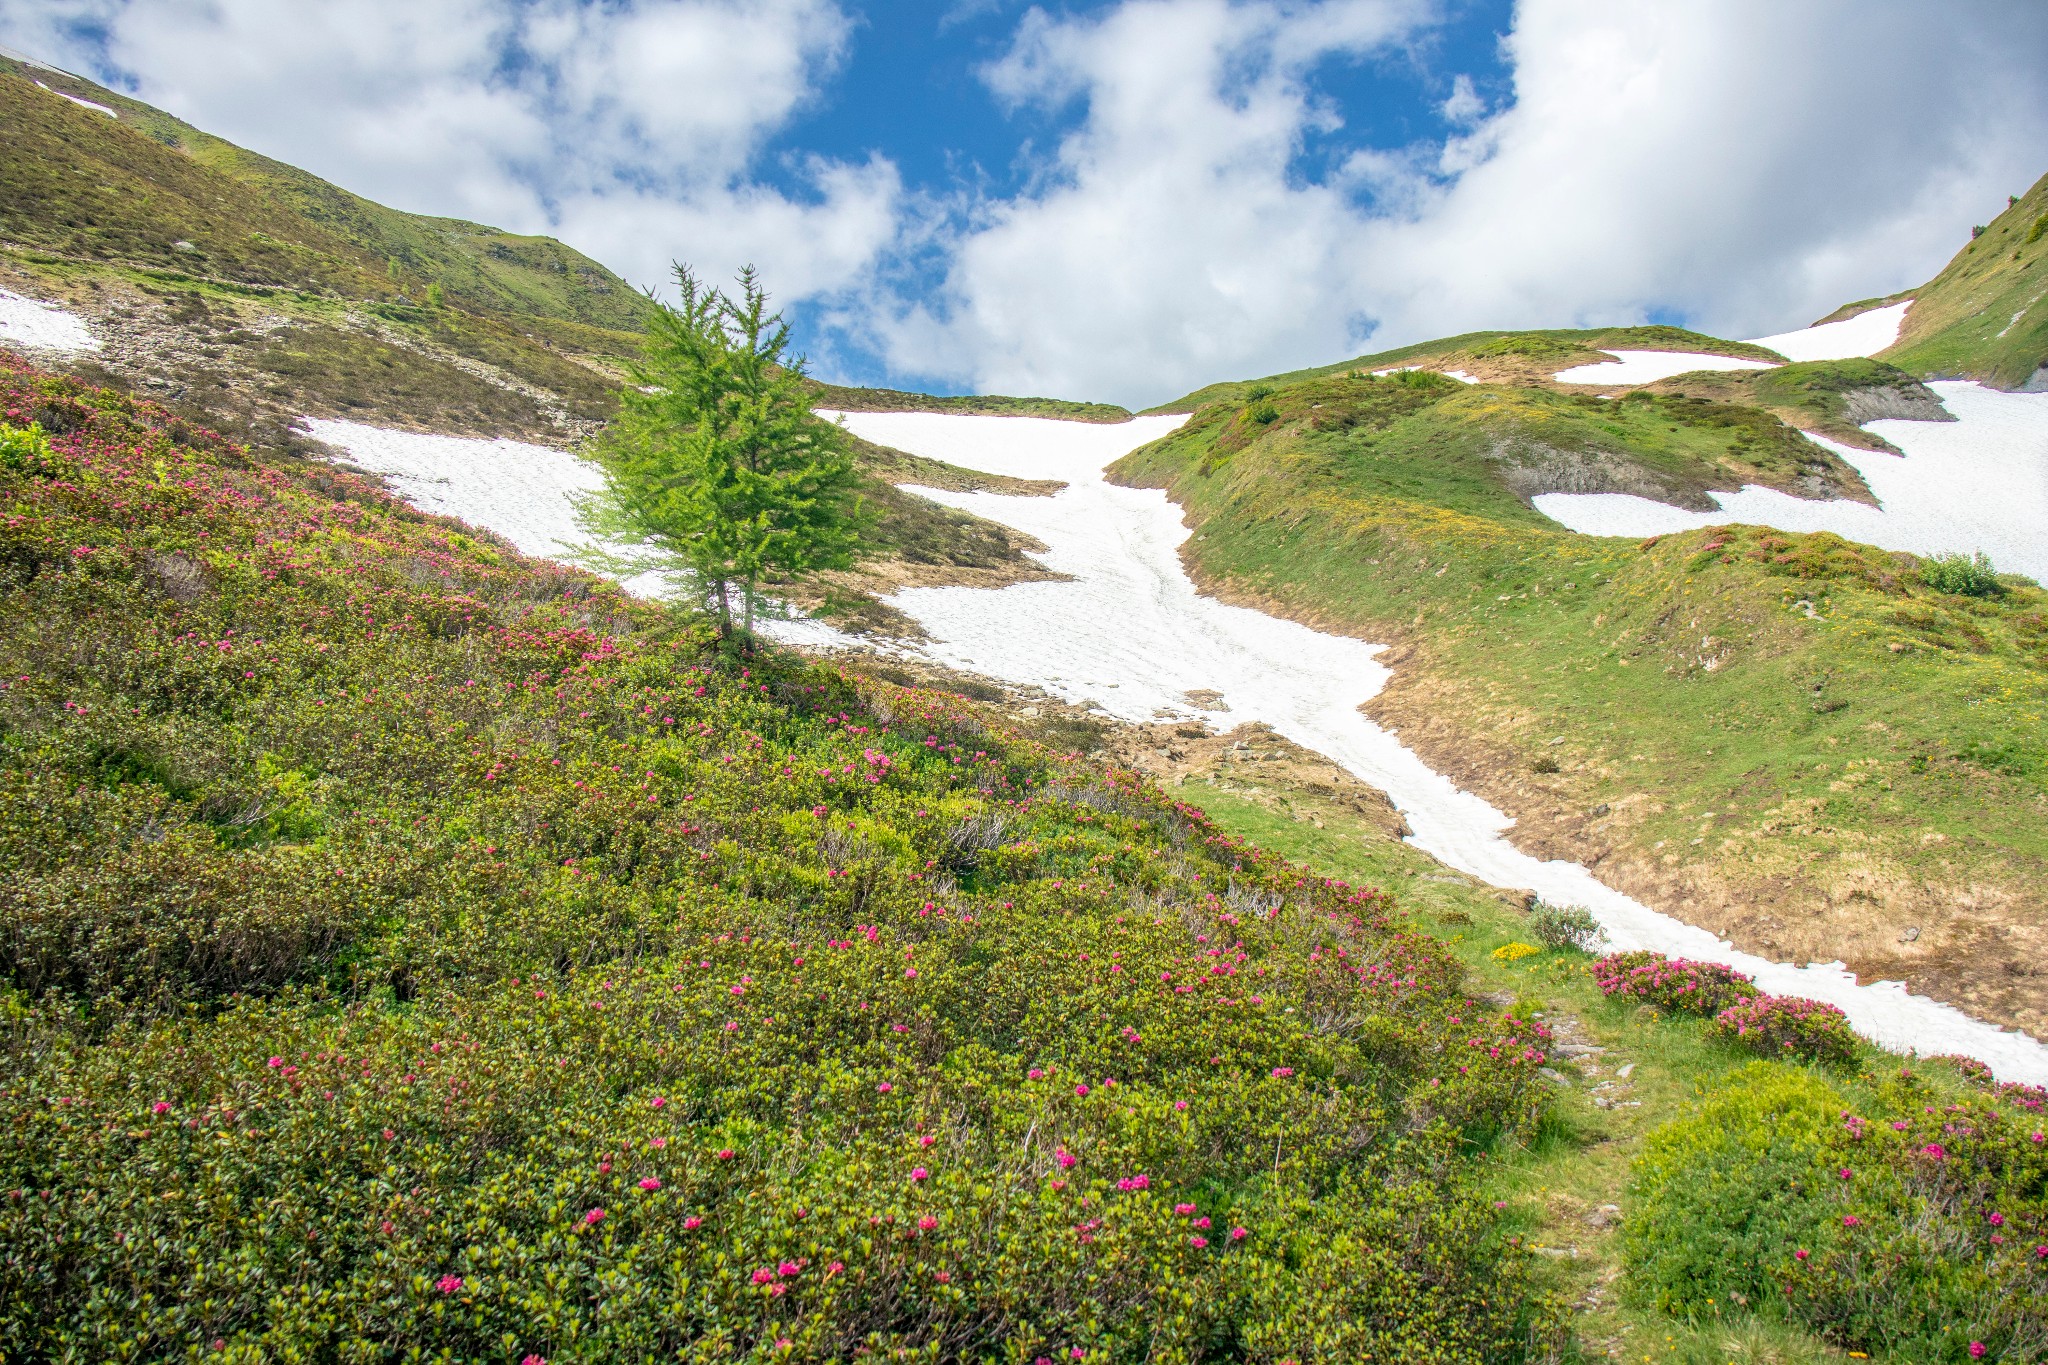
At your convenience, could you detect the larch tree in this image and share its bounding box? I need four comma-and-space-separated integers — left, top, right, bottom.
577, 264, 867, 637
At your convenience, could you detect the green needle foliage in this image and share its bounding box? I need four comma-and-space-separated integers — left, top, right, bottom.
578, 265, 867, 638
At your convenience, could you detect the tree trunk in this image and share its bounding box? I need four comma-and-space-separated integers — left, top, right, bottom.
713, 578, 731, 637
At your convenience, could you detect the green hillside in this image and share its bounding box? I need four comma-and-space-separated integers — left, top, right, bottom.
0, 350, 1577, 1360
1151, 325, 1787, 414
1112, 367, 2048, 1039
0, 56, 655, 333
1882, 172, 2048, 389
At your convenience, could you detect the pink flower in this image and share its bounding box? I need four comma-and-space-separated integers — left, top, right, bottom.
1842, 1215, 1861, 1227
911, 1167, 929, 1181
583, 1207, 606, 1226
811, 805, 828, 818
651, 1096, 666, 1108
1055, 1149, 1076, 1169
522, 1356, 547, 1365
878, 1082, 894, 1094
1173, 1100, 1188, 1111
779, 1260, 801, 1277
1922, 1143, 1946, 1160
152, 1101, 171, 1114
934, 1270, 952, 1283
1970, 1346, 1986, 1359
267, 1057, 283, 1068
904, 967, 918, 979
918, 1215, 938, 1231
1270, 1067, 1294, 1078
1794, 1249, 1810, 1261
716, 1148, 735, 1161
597, 1161, 612, 1175
1074, 1083, 1089, 1098
752, 1267, 775, 1285
1990, 1212, 2007, 1226
683, 1216, 702, 1230
827, 1260, 845, 1275
1028, 1068, 1044, 1080
1188, 1235, 1208, 1248
1229, 1226, 1248, 1241
436, 1275, 463, 1294
1174, 1203, 1197, 1216
638, 1177, 661, 1191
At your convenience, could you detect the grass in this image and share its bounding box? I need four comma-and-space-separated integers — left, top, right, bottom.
1113, 369, 2048, 1037
809, 380, 1133, 423
1166, 773, 2001, 1365
1150, 326, 1790, 414
1883, 172, 2048, 389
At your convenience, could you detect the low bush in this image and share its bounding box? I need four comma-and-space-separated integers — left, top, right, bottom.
1528, 902, 1603, 954
1589, 951, 1758, 1015
1710, 995, 1858, 1067
1922, 550, 2004, 598
1622, 1064, 1847, 1317
1626, 1062, 2048, 1361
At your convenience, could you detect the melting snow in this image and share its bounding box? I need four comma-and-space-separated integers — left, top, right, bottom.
827, 409, 2048, 1085
35, 80, 116, 117
1553, 349, 1778, 386
296, 408, 2048, 1082
1745, 300, 1911, 362
0, 289, 99, 354
1534, 382, 2048, 585
298, 417, 857, 650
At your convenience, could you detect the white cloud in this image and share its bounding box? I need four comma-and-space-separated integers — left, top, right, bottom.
0, 0, 901, 299
856, 0, 2048, 407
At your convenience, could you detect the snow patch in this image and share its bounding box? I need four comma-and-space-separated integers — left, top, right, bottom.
0, 289, 99, 354
35, 80, 116, 117
298, 417, 859, 650
1534, 382, 2048, 585
1553, 349, 1777, 386
1745, 300, 1911, 362
293, 407, 2048, 1082
828, 409, 2048, 1085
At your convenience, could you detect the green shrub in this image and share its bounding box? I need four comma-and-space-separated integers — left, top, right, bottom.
1528, 902, 1603, 953
1621, 1065, 1846, 1316
1709, 996, 1858, 1067
1922, 551, 2003, 598
1246, 398, 1280, 425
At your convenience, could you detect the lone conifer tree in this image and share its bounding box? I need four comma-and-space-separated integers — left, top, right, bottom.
578, 265, 865, 637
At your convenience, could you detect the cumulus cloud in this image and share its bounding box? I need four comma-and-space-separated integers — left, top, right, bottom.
856, 0, 2048, 406
0, 0, 901, 297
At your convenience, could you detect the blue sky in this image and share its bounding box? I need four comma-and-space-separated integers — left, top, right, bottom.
3, 1, 2044, 407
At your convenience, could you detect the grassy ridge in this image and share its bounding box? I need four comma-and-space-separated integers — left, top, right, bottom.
1113, 369, 2048, 1035
1149, 325, 1788, 414
0, 354, 1566, 1360
1883, 173, 2048, 389
1, 59, 656, 334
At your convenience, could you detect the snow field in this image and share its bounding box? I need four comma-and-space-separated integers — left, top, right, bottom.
0, 290, 99, 354
299, 418, 857, 650
1552, 349, 1778, 386
1535, 382, 2048, 585
1744, 300, 1912, 362
829, 409, 2048, 1084
304, 407, 2047, 1081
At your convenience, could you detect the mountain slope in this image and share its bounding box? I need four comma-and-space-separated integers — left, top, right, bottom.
1880, 170, 2048, 389
1112, 364, 2048, 1038
0, 351, 1560, 1360
0, 55, 654, 334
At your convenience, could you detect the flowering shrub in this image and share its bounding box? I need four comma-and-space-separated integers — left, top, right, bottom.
1710, 995, 1858, 1067
0, 357, 1559, 1360
1590, 950, 1758, 1016
1626, 1062, 2048, 1360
